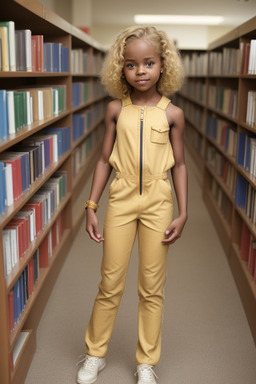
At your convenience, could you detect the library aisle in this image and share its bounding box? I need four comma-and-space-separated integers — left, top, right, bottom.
24, 149, 256, 384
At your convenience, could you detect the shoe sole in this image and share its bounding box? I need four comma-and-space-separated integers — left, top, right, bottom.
77, 363, 106, 384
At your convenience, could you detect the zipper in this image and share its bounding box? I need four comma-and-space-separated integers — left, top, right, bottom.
139, 107, 144, 195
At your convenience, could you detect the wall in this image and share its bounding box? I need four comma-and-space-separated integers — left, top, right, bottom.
39, 0, 72, 22
91, 24, 234, 50
38, 0, 235, 50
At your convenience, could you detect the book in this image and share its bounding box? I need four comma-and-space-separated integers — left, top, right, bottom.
0, 162, 6, 215
31, 35, 44, 72
39, 231, 51, 267
248, 235, 256, 275
241, 42, 251, 74
14, 143, 41, 183
8, 291, 14, 331
4, 226, 19, 267
0, 153, 22, 200
12, 331, 29, 366
246, 90, 256, 126
13, 91, 27, 131
15, 29, 32, 72
241, 222, 251, 261
0, 90, 8, 141
53, 43, 61, 72
23, 201, 43, 235
28, 258, 34, 296
4, 163, 14, 207
6, 91, 15, 135
235, 176, 248, 209
0, 36, 2, 70
6, 151, 30, 193
31, 37, 36, 72
248, 40, 256, 75
2, 229, 12, 276
0, 26, 9, 71
0, 21, 16, 71
61, 46, 69, 72
6, 220, 23, 259
29, 89, 43, 122
43, 42, 53, 72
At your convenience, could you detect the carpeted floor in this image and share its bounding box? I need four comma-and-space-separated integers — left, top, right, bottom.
25, 149, 256, 384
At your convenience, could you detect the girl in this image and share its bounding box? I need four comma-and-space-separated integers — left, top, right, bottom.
77, 26, 188, 384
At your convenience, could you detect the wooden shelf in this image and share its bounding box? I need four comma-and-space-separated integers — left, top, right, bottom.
203, 188, 232, 255
0, 1, 106, 383
179, 16, 256, 346
0, 111, 70, 152
229, 243, 256, 344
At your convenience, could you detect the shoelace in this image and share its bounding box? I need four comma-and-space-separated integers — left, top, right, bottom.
76, 355, 98, 373
135, 365, 158, 381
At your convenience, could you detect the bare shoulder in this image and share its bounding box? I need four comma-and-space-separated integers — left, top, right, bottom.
106, 99, 122, 122
166, 102, 185, 127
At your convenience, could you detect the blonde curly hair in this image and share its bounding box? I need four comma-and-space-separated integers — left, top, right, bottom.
101, 25, 184, 99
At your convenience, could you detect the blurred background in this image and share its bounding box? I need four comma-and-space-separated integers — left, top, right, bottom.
39, 0, 256, 49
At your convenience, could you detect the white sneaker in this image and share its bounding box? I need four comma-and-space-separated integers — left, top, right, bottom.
76, 354, 106, 384
135, 364, 158, 384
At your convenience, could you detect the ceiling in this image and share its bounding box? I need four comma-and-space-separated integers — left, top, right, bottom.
91, 0, 256, 27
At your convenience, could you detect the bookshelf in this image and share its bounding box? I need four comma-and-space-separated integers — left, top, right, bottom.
0, 1, 107, 383
174, 17, 256, 345
173, 49, 208, 177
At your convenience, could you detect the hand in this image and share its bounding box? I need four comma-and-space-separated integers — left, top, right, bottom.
85, 208, 104, 243
162, 215, 187, 245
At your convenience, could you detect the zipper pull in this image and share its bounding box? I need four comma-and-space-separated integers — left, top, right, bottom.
140, 106, 144, 120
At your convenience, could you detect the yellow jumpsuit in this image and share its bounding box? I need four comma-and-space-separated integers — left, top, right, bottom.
85, 94, 175, 366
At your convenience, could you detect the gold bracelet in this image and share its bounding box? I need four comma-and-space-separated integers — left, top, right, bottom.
85, 200, 99, 212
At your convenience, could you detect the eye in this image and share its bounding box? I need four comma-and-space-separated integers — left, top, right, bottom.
146, 61, 154, 67
126, 63, 135, 69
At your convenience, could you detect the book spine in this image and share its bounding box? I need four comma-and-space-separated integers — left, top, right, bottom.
0, 26, 9, 71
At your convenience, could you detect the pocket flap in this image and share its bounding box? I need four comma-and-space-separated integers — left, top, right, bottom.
151, 126, 170, 133
151, 125, 169, 144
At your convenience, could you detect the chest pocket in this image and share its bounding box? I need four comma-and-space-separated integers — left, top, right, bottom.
151, 126, 170, 144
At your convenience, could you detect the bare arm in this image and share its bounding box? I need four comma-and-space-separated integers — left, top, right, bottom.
162, 106, 188, 244
85, 100, 121, 242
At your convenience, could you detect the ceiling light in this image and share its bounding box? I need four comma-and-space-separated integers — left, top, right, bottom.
134, 15, 224, 25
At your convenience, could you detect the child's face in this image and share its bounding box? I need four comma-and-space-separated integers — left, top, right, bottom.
123, 38, 163, 93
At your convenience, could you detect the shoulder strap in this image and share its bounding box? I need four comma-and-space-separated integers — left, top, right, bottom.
157, 95, 171, 111
122, 94, 132, 107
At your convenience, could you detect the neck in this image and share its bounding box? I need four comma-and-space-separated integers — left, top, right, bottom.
130, 89, 162, 106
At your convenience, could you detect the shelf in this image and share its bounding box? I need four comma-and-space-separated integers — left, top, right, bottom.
231, 242, 256, 300
0, 111, 70, 152
205, 135, 237, 166
71, 95, 107, 114
72, 116, 104, 151
203, 188, 232, 256
0, 1, 105, 383
235, 205, 256, 239
178, 92, 206, 108
205, 163, 234, 204
5, 193, 71, 291
184, 137, 204, 174
11, 329, 36, 384
180, 16, 256, 346
229, 243, 256, 345
9, 226, 71, 350
207, 106, 239, 124
0, 72, 70, 78
0, 151, 70, 228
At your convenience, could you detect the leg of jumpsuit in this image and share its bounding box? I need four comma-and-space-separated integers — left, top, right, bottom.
85, 220, 138, 358
136, 222, 169, 366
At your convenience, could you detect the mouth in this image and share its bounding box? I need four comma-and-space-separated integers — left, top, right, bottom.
135, 79, 149, 84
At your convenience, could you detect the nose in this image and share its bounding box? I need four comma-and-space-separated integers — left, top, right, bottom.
136, 65, 146, 75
